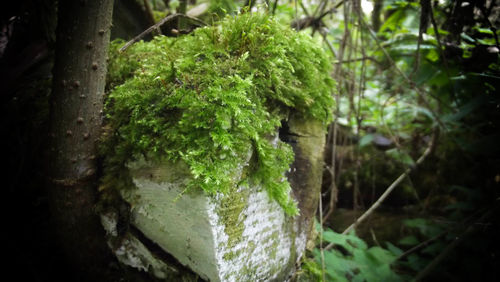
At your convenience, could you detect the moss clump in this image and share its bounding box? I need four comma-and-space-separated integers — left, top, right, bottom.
101, 12, 335, 215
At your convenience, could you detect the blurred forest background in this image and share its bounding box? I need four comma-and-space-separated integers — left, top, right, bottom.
1, 0, 499, 281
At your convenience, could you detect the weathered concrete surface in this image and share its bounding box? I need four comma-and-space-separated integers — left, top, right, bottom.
102, 117, 326, 281
118, 157, 299, 282
286, 114, 327, 250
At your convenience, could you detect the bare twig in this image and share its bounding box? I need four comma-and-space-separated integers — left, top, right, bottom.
411, 0, 430, 76
321, 0, 351, 222
318, 191, 326, 281
310, 0, 328, 36
429, 3, 449, 73
297, 3, 337, 57
370, 228, 380, 246
323, 128, 438, 251
394, 206, 486, 262
322, 123, 338, 223
120, 13, 207, 52
334, 56, 381, 65
397, 229, 447, 262
294, 1, 339, 31
357, 15, 446, 129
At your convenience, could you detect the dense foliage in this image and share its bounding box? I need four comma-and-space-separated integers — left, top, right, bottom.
3, 0, 499, 281
101, 12, 335, 215
302, 224, 404, 282
289, 0, 500, 281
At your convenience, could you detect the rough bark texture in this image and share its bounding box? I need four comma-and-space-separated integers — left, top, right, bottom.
47, 0, 114, 279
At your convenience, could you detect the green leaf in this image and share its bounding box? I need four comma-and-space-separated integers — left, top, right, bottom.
473, 26, 494, 35
398, 235, 419, 246
442, 95, 488, 122
421, 242, 446, 256
461, 32, 475, 42
385, 242, 404, 256
403, 218, 443, 238
379, 8, 405, 33
385, 148, 415, 167
359, 134, 375, 147
425, 48, 440, 62
367, 246, 398, 264
407, 254, 429, 271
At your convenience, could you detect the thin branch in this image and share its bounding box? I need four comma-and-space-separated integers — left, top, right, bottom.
310, 0, 328, 36
429, 3, 449, 73
395, 206, 487, 262
297, 4, 339, 63
428, 3, 456, 108
319, 27, 338, 58
334, 56, 381, 65
120, 13, 207, 52
397, 230, 447, 262
322, 1, 350, 222
370, 228, 381, 246
357, 15, 446, 130
294, 1, 339, 31
322, 124, 338, 223
411, 0, 430, 76
318, 191, 326, 281
334, 1, 350, 77
324, 129, 438, 251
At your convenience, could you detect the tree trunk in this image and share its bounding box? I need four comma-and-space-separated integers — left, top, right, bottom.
371, 0, 384, 32
47, 0, 114, 279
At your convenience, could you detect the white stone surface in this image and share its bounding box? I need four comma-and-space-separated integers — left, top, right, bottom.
120, 160, 305, 282
100, 211, 173, 279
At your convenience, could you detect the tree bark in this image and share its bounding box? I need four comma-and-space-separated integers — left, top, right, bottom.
371, 0, 384, 32
47, 0, 114, 279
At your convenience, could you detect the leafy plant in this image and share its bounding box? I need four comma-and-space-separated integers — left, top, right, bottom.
310, 224, 405, 282
101, 12, 335, 215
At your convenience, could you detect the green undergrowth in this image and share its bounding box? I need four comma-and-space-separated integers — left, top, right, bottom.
303, 223, 405, 282
100, 12, 335, 215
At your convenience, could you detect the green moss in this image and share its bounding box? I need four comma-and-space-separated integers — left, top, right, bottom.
223, 248, 243, 261
216, 186, 250, 250
101, 12, 335, 215
269, 237, 279, 260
